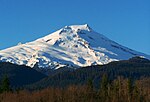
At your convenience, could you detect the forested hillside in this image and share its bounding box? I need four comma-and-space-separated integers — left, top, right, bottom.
27, 57, 150, 90
0, 62, 46, 87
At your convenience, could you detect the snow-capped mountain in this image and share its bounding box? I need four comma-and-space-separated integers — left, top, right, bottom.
0, 24, 149, 69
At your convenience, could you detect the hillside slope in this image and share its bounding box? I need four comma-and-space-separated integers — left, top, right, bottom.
26, 57, 150, 89
0, 62, 46, 87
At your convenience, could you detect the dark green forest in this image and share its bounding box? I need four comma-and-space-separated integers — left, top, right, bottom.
27, 57, 150, 90
0, 62, 46, 87
0, 57, 149, 102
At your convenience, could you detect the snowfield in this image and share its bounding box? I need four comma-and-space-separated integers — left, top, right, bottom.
0, 24, 149, 69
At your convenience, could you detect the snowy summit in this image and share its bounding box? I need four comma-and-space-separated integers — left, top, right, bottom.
0, 24, 149, 69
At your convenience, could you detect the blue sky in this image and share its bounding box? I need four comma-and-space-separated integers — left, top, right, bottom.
0, 0, 150, 55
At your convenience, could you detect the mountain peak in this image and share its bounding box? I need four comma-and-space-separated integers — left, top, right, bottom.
37, 24, 93, 45
59, 24, 92, 34
0, 24, 149, 69
69, 24, 92, 32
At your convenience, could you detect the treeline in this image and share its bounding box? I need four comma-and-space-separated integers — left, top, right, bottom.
0, 76, 149, 102
27, 57, 150, 90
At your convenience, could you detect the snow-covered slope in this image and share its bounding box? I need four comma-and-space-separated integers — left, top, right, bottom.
0, 24, 149, 69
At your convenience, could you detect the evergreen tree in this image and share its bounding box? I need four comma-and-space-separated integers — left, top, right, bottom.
127, 78, 133, 102
101, 74, 108, 92
87, 78, 93, 91
86, 78, 94, 101
1, 75, 11, 92
99, 74, 109, 101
